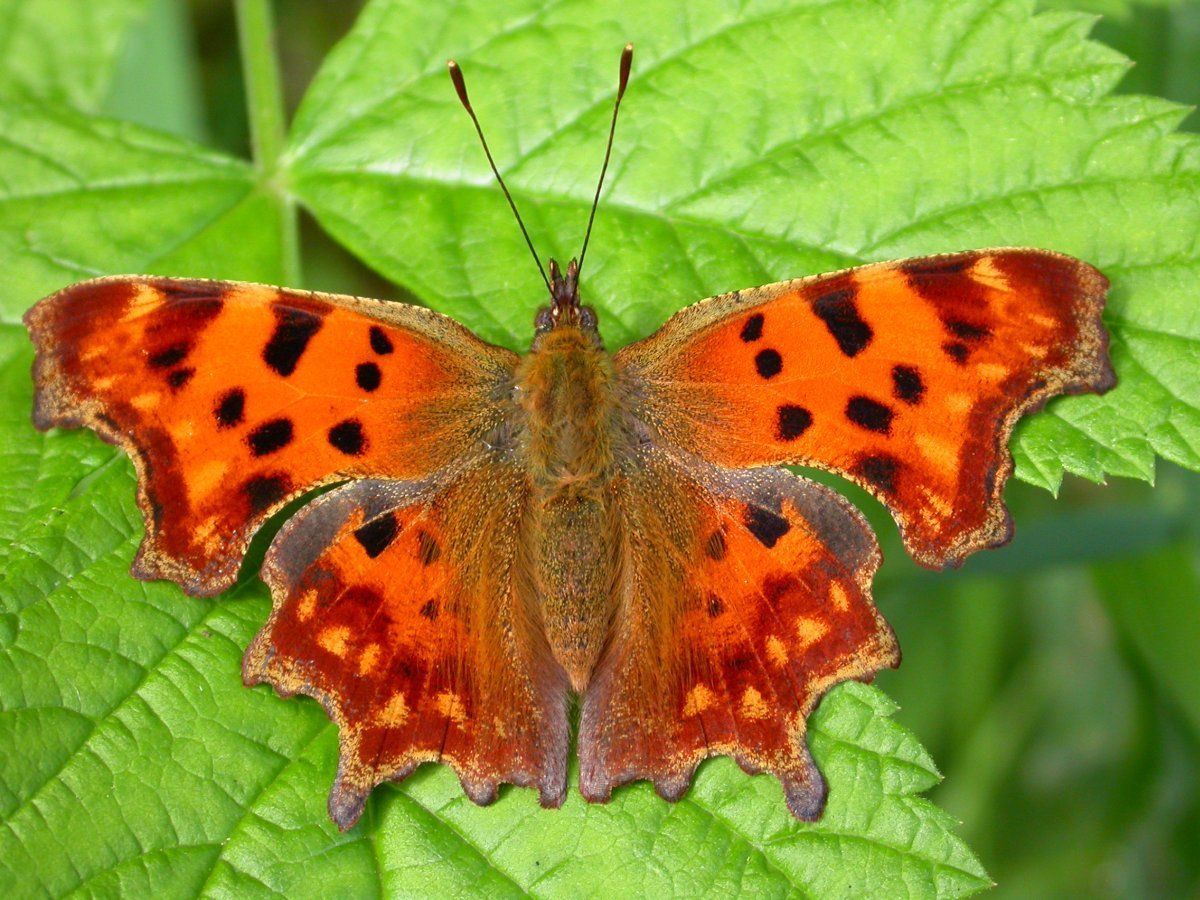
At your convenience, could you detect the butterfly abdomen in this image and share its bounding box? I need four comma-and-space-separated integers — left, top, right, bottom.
533, 495, 621, 691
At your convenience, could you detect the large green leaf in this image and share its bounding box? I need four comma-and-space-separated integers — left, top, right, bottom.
288, 0, 1200, 493
0, 101, 281, 651
6, 0, 1200, 894
0, 0, 152, 110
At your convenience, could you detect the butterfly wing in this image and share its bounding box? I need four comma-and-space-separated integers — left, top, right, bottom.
25, 277, 517, 595
580, 447, 897, 815
615, 249, 1114, 567
243, 457, 567, 830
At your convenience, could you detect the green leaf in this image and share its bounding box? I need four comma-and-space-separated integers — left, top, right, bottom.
103, 0, 208, 141
13, 0, 1200, 893
288, 0, 1200, 493
0, 103, 284, 323
0, 0, 152, 110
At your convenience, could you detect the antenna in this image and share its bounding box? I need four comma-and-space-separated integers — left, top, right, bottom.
447, 59, 552, 294
577, 43, 633, 277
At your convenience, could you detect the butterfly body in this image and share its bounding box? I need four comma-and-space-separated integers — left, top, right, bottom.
25, 246, 1114, 829
517, 316, 624, 689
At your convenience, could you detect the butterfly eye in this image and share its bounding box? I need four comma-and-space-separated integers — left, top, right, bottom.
580, 306, 598, 330
535, 307, 554, 332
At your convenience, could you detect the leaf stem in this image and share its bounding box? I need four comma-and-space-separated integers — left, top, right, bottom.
235, 0, 301, 285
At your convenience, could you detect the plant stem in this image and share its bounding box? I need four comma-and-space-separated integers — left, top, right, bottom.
235, 0, 301, 285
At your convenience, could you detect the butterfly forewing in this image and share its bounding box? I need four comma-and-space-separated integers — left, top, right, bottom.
616, 249, 1114, 568
25, 276, 517, 595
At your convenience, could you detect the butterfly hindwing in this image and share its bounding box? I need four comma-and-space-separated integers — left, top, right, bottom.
25, 277, 516, 595
616, 249, 1114, 567
580, 448, 898, 816
243, 460, 568, 829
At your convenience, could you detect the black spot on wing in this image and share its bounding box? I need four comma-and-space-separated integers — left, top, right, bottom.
142, 283, 223, 351
755, 349, 783, 379
354, 513, 399, 558
149, 342, 190, 368
945, 318, 991, 341
215, 388, 245, 428
264, 305, 323, 376
707, 594, 725, 617
846, 396, 894, 434
812, 285, 872, 357
856, 454, 899, 494
901, 254, 987, 306
166, 367, 194, 390
745, 505, 791, 548
328, 419, 366, 455
892, 365, 924, 405
740, 313, 764, 342
369, 325, 394, 355
777, 405, 813, 440
158, 280, 228, 305
244, 474, 289, 513
943, 341, 969, 364
247, 418, 294, 456
419, 599, 439, 619
901, 257, 971, 278
356, 362, 382, 392
164, 296, 224, 329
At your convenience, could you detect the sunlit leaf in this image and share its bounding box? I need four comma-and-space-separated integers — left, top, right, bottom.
0, 0, 152, 110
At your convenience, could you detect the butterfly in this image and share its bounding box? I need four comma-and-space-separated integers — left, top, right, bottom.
24, 45, 1114, 830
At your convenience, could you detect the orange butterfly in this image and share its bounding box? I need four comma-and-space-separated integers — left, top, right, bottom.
24, 46, 1113, 830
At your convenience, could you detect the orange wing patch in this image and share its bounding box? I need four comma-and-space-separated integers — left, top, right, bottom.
244, 462, 567, 829
25, 277, 516, 595
617, 249, 1114, 567
580, 452, 897, 817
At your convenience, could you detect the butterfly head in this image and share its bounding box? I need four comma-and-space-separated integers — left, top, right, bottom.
536, 258, 598, 335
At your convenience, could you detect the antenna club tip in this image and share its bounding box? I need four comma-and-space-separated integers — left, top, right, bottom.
618, 44, 633, 96
446, 59, 471, 110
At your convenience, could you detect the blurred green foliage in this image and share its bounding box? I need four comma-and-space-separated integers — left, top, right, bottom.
1, 0, 1195, 895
